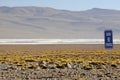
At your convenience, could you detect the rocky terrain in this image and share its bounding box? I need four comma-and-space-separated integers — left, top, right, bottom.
0, 44, 120, 80
0, 61, 120, 80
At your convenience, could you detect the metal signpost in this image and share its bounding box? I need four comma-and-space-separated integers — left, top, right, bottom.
104, 30, 113, 76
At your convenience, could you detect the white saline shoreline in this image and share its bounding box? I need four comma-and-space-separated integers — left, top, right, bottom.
0, 39, 120, 44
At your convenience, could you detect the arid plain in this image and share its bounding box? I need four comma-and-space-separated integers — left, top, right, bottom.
0, 44, 120, 80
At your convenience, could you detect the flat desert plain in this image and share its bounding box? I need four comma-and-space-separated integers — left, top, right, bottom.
0, 44, 120, 80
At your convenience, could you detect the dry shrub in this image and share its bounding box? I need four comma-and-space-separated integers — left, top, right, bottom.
77, 77, 86, 80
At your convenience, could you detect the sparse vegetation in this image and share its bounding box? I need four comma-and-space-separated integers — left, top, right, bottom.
0, 49, 119, 68
0, 44, 119, 80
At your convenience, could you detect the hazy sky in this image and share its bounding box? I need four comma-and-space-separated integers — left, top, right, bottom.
0, 0, 120, 11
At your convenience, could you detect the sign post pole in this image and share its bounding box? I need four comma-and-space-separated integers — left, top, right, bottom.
104, 30, 113, 75
108, 50, 112, 74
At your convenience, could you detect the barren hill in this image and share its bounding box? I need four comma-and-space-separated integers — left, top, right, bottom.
0, 7, 120, 39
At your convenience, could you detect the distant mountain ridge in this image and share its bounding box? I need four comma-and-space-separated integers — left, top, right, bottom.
0, 7, 120, 39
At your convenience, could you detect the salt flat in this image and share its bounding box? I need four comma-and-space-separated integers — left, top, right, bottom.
0, 39, 120, 44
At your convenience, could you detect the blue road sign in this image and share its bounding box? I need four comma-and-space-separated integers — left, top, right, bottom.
104, 30, 113, 49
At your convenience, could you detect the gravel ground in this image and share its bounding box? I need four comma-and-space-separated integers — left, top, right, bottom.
0, 65, 120, 80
